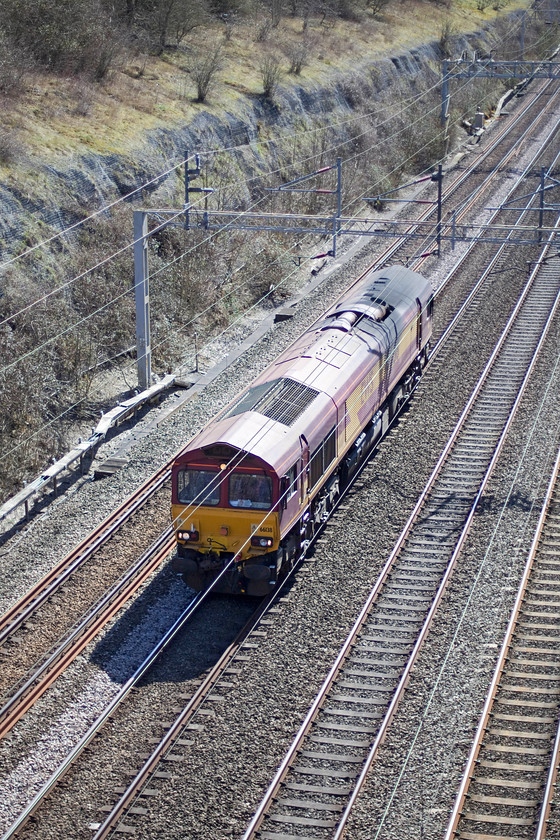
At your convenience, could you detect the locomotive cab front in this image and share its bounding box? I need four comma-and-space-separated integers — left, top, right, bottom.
171, 445, 281, 596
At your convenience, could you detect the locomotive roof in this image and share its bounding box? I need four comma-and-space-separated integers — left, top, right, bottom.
326, 264, 430, 328
181, 390, 336, 477
177, 266, 431, 477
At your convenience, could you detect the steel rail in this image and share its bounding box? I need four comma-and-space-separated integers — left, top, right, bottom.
0, 64, 552, 832
90, 588, 277, 839
333, 245, 560, 840
0, 463, 171, 645
536, 627, 560, 839
0, 528, 175, 740
0, 71, 555, 658
394, 79, 560, 264
430, 117, 560, 352
440, 226, 560, 835
443, 444, 560, 840
0, 585, 210, 840
242, 220, 560, 840
1, 521, 323, 840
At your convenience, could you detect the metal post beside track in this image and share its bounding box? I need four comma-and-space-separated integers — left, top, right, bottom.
133, 210, 151, 391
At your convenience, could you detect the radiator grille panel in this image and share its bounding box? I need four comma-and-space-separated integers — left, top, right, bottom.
225, 378, 319, 427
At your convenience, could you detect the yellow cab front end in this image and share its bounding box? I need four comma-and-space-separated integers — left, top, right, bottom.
171, 450, 281, 596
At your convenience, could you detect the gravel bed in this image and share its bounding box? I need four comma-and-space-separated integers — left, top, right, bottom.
0, 78, 554, 614
0, 585, 257, 837
409, 86, 560, 295
0, 234, 393, 618
0, 492, 170, 701
345, 305, 560, 840
0, 228, 401, 832
1, 84, 559, 839
0, 569, 190, 833
6, 204, 555, 839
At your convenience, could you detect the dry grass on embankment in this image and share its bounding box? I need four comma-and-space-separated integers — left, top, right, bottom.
0, 0, 539, 503
0, 0, 531, 165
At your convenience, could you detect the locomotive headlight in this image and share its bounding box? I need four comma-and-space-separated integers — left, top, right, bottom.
178, 530, 199, 542
251, 536, 273, 548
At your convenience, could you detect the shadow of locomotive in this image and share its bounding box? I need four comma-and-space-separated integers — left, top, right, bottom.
89, 561, 268, 686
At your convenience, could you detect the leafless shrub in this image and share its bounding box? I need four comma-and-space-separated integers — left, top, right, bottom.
366, 0, 391, 16
70, 79, 94, 117
92, 29, 125, 82
439, 20, 455, 58
0, 32, 30, 96
259, 54, 283, 97
188, 45, 224, 102
263, 0, 284, 25
256, 17, 273, 41
0, 128, 21, 164
222, 12, 239, 40
284, 37, 312, 74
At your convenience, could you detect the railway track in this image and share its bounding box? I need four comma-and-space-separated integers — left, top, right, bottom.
239, 229, 560, 839
444, 446, 560, 840
14, 184, 558, 840
1, 71, 560, 840
0, 586, 206, 840
1, 68, 556, 670
426, 105, 560, 271
0, 542, 303, 839
425, 124, 560, 393
0, 464, 170, 646
0, 528, 175, 740
89, 595, 279, 839
357, 77, 560, 269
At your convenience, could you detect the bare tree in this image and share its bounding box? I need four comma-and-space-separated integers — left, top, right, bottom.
1, 0, 123, 79
189, 45, 224, 102
284, 35, 313, 74
263, 0, 285, 25
259, 53, 283, 97
0, 30, 31, 96
366, 0, 391, 16
148, 0, 210, 52
212, 0, 254, 13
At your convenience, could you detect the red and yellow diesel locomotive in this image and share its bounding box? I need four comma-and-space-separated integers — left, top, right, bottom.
171, 265, 433, 595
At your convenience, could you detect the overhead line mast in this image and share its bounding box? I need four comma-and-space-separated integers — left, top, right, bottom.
132, 148, 558, 390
